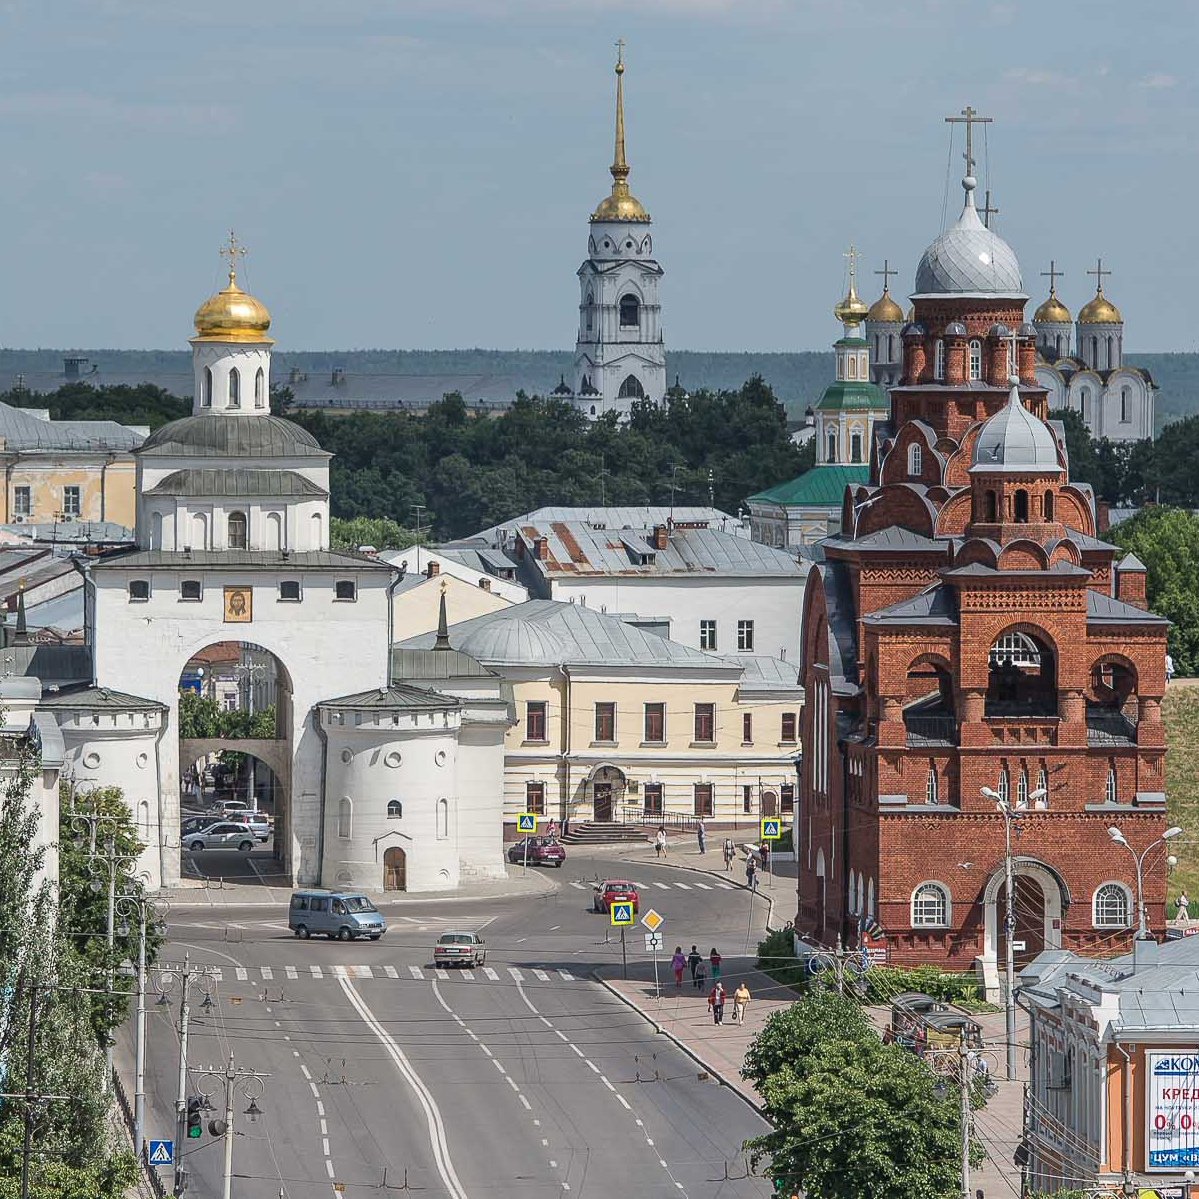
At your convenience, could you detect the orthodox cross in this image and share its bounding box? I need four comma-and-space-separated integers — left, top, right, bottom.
1087, 257, 1112, 293
220, 230, 247, 281
981, 189, 1000, 228
944, 105, 992, 178
874, 259, 897, 292
844, 244, 860, 289
1041, 260, 1063, 294
615, 37, 625, 66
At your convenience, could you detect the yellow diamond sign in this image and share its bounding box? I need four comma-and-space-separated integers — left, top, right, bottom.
641, 908, 664, 933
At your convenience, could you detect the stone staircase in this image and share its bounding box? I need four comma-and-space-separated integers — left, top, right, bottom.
560, 821, 649, 846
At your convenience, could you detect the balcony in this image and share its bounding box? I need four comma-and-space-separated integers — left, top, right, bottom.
904, 708, 958, 746
1086, 706, 1138, 746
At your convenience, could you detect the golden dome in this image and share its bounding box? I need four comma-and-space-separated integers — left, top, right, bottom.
867, 288, 904, 323
193, 270, 273, 343
834, 282, 869, 326
1033, 289, 1071, 324
590, 49, 650, 223
1078, 289, 1122, 325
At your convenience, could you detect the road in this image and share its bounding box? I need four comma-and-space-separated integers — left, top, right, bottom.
126, 849, 774, 1198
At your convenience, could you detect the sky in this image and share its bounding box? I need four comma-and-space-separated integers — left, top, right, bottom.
0, 0, 1194, 352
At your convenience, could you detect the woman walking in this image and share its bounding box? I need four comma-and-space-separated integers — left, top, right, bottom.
708, 981, 727, 1025
722, 838, 735, 871
732, 981, 751, 1025
655, 826, 668, 859
671, 946, 686, 990
709, 947, 722, 984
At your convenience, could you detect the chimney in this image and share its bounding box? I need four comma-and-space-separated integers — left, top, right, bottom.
652, 524, 668, 551
426, 560, 440, 578
534, 536, 548, 561
478, 578, 491, 591
1115, 553, 1148, 610
1096, 499, 1111, 533
1133, 935, 1160, 972
331, 367, 346, 386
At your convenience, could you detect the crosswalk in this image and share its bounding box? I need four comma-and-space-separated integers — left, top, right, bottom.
204, 963, 578, 985
569, 878, 736, 893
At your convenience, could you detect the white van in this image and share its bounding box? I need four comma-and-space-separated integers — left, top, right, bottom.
288, 891, 386, 941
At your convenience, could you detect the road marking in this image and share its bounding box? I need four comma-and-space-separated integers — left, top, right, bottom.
673, 882, 691, 890
692, 882, 712, 890
260, 966, 273, 979
481, 1046, 494, 1058
310, 1082, 320, 1098
434, 969, 450, 980
533, 969, 550, 981
631, 881, 648, 889
569, 881, 586, 890
570, 1045, 585, 1058
408, 966, 424, 980
316, 1101, 325, 1116
320, 1119, 327, 1135
355, 965, 373, 979
460, 970, 474, 981
310, 965, 322, 979
558, 969, 575, 981
506, 1075, 520, 1091
716, 883, 734, 890
483, 967, 499, 980
651, 882, 671, 890
555, 1030, 569, 1042
285, 966, 298, 979
493, 1060, 506, 1074
519, 1095, 531, 1110
300, 1065, 312, 1080
235, 967, 248, 981
507, 967, 524, 982
585, 1061, 600, 1075
383, 966, 398, 979
332, 965, 348, 979
617, 1095, 631, 1109
338, 977, 469, 1199
325, 1161, 335, 1180
322, 1137, 330, 1156
601, 1076, 616, 1092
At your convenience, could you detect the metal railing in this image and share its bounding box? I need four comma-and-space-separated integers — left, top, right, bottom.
111, 1069, 168, 1199
904, 713, 959, 745
1086, 709, 1138, 745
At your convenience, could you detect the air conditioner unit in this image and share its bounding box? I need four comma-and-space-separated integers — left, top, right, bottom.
11, 515, 24, 524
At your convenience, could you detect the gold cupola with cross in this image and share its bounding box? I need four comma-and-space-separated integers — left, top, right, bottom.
591, 41, 649, 223
193, 232, 273, 344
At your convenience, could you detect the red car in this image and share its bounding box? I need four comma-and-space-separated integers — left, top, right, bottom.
592, 879, 639, 915
507, 837, 566, 867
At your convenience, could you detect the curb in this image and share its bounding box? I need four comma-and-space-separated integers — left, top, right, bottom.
592, 970, 766, 1115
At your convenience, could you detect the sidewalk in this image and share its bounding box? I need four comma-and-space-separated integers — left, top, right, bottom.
161, 863, 560, 908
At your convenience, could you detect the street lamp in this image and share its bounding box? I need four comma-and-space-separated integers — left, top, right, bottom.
196, 1052, 268, 1199
802, 939, 870, 998
1107, 824, 1183, 939
981, 784, 1047, 1082
926, 1032, 1001, 1199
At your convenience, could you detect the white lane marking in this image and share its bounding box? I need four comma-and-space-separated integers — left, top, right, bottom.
651, 882, 671, 890
408, 966, 424, 980
292, 1050, 301, 1058
673, 882, 691, 890
493, 1060, 506, 1074
533, 969, 550, 981
316, 1101, 325, 1116
260, 966, 274, 979
481, 1046, 494, 1058
322, 1137, 330, 1155
310, 965, 323, 979
325, 1160, 335, 1179
285, 966, 298, 980
338, 977, 469, 1199
309, 1081, 320, 1098
333, 965, 348, 979
631, 881, 648, 888
507, 967, 524, 982
569, 881, 586, 890
460, 970, 474, 981
434, 969, 450, 981
617, 1095, 631, 1110
692, 882, 712, 890
538, 1016, 552, 1028
570, 1045, 585, 1058
601, 1077, 616, 1092
483, 967, 499, 980
558, 969, 574, 981
584, 1061, 600, 1074
555, 1030, 569, 1042
716, 883, 734, 890
383, 965, 399, 979
355, 965, 373, 979
519, 1095, 531, 1110
235, 967, 248, 981
300, 1065, 312, 1080
506, 1075, 520, 1091
320, 1119, 327, 1135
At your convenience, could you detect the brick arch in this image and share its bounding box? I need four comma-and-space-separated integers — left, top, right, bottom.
1055, 486, 1096, 536
998, 540, 1050, 571
953, 537, 999, 568
1087, 652, 1139, 707
1048, 538, 1083, 567
857, 485, 937, 538
935, 490, 974, 536
943, 423, 987, 488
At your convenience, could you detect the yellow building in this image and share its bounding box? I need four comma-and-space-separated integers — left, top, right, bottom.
398, 599, 803, 834
391, 559, 519, 639
0, 402, 143, 534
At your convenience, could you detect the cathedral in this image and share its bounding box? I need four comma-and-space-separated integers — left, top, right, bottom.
796, 119, 1168, 991
561, 48, 667, 421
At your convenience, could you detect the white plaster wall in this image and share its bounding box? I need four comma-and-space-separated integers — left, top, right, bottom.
192, 342, 271, 416
453, 719, 508, 880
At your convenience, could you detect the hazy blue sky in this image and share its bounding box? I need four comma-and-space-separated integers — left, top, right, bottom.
0, 0, 1192, 351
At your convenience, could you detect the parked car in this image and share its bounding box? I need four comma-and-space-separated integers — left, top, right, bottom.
288, 891, 386, 941
592, 879, 639, 915
181, 815, 222, 837
182, 822, 257, 852
242, 812, 272, 842
507, 837, 566, 867
208, 799, 252, 817
434, 931, 487, 968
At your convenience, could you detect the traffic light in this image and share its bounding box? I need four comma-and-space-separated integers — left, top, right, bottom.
186, 1097, 203, 1139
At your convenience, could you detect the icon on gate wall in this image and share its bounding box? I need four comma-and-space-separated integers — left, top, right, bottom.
223, 586, 252, 623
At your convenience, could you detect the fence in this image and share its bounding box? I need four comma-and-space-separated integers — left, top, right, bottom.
111, 1068, 169, 1199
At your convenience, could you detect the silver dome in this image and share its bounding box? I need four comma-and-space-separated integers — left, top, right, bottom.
970, 385, 1060, 474
914, 180, 1025, 299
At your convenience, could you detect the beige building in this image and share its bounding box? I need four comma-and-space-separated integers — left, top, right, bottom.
390, 558, 520, 640
399, 599, 803, 835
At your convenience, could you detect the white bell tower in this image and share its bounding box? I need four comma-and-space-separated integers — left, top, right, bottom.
571, 45, 666, 422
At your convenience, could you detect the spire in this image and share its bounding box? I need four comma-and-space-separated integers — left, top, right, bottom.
14, 578, 28, 647
591, 41, 649, 222
433, 580, 451, 651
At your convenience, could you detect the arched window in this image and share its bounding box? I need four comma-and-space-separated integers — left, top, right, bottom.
617, 374, 644, 400
1044, 490, 1054, 520
847, 355, 858, 380
1038, 766, 1049, 800
997, 765, 1010, 805
909, 444, 922, 477
912, 882, 949, 927
437, 797, 449, 839
888, 334, 895, 361
926, 764, 939, 805
859, 353, 867, 377
934, 339, 946, 380
1094, 883, 1131, 928
1079, 389, 1088, 421
1120, 387, 1130, 423
255, 367, 265, 408
857, 874, 866, 915
847, 870, 858, 912
228, 367, 241, 408
311, 511, 324, 548
337, 797, 352, 839
202, 366, 213, 407
585, 290, 594, 332
387, 800, 402, 819
968, 340, 982, 380
1106, 336, 1114, 368
850, 432, 863, 463
826, 432, 837, 463
1017, 768, 1029, 808
265, 511, 283, 551
984, 489, 997, 522
150, 511, 163, 550
866, 877, 875, 918
990, 631, 1042, 667
227, 511, 248, 550
619, 294, 640, 328
1014, 489, 1029, 522
1055, 334, 1063, 357
1106, 763, 1118, 804
191, 512, 208, 550
1090, 335, 1098, 365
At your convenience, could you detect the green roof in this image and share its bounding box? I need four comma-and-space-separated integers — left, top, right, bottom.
815, 379, 889, 412
834, 337, 868, 348
748, 465, 870, 507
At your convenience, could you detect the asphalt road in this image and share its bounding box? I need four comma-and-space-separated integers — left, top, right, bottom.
126, 850, 774, 1198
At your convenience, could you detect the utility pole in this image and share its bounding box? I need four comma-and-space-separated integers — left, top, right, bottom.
194, 1052, 268, 1199
20, 981, 39, 1199
1002, 805, 1017, 1082
958, 1032, 971, 1199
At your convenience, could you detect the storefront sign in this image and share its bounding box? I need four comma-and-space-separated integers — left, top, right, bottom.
1146, 1052, 1199, 1170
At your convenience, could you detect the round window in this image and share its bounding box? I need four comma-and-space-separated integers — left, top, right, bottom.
434, 749, 448, 767
384, 751, 402, 769
340, 748, 353, 764
83, 751, 100, 769
136, 752, 148, 769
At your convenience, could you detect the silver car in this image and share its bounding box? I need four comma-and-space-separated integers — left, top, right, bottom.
183, 822, 257, 852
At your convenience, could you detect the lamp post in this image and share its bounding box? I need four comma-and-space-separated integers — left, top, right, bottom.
802, 938, 870, 998
196, 1052, 268, 1199
981, 784, 1047, 1081
928, 1032, 1001, 1199
1107, 825, 1183, 939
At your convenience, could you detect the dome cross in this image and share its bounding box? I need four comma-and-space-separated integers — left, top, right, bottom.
220, 230, 248, 285
1087, 257, 1112, 294
944, 105, 992, 181
981, 189, 1000, 229
1041, 260, 1064, 294
874, 259, 897, 292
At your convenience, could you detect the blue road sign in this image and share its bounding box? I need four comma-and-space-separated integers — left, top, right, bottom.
610, 902, 634, 926
148, 1140, 174, 1167
517, 813, 537, 833
761, 818, 782, 840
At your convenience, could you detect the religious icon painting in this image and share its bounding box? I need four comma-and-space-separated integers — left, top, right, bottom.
223, 586, 252, 623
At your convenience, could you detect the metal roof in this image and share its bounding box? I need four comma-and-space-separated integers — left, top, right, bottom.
748, 465, 869, 507
390, 647, 496, 681
5, 643, 92, 685
39, 683, 165, 710
0, 401, 143, 452
138, 414, 329, 459
317, 683, 459, 710
515, 521, 802, 579
466, 506, 747, 544
91, 549, 393, 572
1086, 589, 1170, 625
913, 184, 1025, 299
146, 468, 328, 498
864, 586, 958, 626
970, 389, 1061, 473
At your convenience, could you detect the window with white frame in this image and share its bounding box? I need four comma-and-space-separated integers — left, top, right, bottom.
12, 487, 30, 517
926, 765, 939, 805
1105, 764, 1118, 804
62, 486, 81, 517
737, 620, 754, 652
1093, 882, 1131, 928
912, 882, 949, 927
968, 340, 982, 380
1017, 769, 1029, 808
990, 631, 1042, 668
337, 797, 352, 839
1038, 766, 1049, 801
909, 443, 922, 477
998, 766, 1010, 805
699, 619, 717, 651
934, 339, 946, 380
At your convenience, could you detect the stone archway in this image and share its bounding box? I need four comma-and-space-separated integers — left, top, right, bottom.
979, 857, 1067, 1000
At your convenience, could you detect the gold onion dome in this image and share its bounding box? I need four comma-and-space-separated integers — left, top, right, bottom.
1078, 288, 1122, 325
591, 49, 649, 222
834, 282, 869, 326
193, 269, 272, 342
867, 288, 904, 323
1034, 289, 1072, 324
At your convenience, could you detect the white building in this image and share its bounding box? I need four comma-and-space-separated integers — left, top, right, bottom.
566, 49, 666, 421
39, 248, 510, 893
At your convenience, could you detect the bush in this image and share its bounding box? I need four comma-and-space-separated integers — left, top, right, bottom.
756, 928, 808, 990
861, 965, 988, 1008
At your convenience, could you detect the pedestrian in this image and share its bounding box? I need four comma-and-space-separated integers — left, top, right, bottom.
1167, 653, 1176, 684
708, 981, 726, 1025
671, 946, 686, 989
746, 856, 758, 892
655, 826, 667, 859
688, 945, 702, 986
760, 841, 770, 874
732, 981, 751, 1025
1179, 890, 1191, 923
709, 947, 722, 983
696, 819, 707, 855
723, 837, 735, 871
547, 819, 559, 843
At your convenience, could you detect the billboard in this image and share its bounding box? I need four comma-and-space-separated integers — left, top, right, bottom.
1146, 1052, 1199, 1171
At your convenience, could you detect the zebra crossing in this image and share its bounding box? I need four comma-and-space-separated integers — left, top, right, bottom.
204, 963, 578, 985
568, 878, 736, 893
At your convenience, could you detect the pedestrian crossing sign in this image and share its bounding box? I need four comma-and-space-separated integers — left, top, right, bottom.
610, 902, 635, 926
517, 813, 538, 833
148, 1140, 174, 1167
761, 818, 782, 841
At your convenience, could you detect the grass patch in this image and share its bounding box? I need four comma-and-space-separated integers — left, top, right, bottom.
1165, 688, 1199, 913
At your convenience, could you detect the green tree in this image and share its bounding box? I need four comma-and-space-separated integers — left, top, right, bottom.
741, 986, 868, 1090
1110, 505, 1199, 673
1, 382, 188, 429
330, 516, 426, 551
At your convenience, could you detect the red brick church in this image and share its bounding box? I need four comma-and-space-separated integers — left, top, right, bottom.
797, 120, 1169, 989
